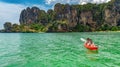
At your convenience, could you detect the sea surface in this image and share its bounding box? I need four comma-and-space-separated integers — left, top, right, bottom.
0, 32, 120, 67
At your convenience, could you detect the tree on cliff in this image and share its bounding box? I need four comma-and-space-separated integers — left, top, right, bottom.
4, 22, 12, 32
12, 24, 20, 32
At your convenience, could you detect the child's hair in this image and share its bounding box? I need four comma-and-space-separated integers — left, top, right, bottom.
87, 38, 90, 40
87, 38, 93, 43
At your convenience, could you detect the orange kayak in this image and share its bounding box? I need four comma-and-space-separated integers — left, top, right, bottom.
84, 43, 98, 50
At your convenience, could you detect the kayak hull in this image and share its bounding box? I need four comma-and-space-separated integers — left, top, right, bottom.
84, 44, 98, 50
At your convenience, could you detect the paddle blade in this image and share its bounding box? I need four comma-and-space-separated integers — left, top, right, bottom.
80, 38, 86, 42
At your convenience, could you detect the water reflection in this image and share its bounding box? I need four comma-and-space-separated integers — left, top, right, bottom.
85, 49, 99, 61
86, 50, 98, 54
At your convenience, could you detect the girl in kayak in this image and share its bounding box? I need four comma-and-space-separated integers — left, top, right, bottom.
84, 38, 98, 50
86, 38, 93, 46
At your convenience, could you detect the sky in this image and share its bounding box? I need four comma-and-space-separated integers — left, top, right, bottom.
0, 0, 111, 29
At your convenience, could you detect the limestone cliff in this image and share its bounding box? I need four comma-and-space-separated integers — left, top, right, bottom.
19, 7, 40, 24
18, 0, 120, 32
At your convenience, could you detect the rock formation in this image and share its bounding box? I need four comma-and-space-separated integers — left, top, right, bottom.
18, 0, 120, 32
19, 7, 40, 24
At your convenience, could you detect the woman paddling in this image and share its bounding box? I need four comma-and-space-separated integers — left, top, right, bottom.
85, 38, 94, 46
83, 38, 98, 50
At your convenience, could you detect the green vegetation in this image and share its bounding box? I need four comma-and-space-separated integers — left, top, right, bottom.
4, 22, 12, 32
2, 22, 47, 33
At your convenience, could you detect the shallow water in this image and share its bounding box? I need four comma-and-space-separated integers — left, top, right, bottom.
0, 32, 120, 67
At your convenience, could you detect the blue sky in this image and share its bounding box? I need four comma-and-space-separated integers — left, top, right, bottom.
0, 0, 111, 29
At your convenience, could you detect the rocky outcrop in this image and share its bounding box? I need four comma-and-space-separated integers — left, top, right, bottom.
104, 0, 120, 26
19, 7, 40, 24
104, 9, 118, 26
80, 11, 96, 27
54, 3, 78, 28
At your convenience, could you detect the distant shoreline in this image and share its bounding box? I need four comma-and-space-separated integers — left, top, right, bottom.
0, 30, 120, 33
95, 31, 120, 32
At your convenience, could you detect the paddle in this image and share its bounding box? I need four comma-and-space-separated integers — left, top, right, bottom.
80, 38, 86, 42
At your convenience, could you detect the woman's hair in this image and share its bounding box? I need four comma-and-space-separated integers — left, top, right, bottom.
87, 38, 90, 40
87, 38, 93, 43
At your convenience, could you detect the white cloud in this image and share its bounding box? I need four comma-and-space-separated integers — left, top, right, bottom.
92, 0, 111, 4
81, 2, 87, 5
45, 0, 111, 5
32, 4, 50, 11
0, 2, 48, 29
45, 0, 56, 4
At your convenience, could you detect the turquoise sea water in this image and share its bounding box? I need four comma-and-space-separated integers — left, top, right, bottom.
0, 32, 120, 67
